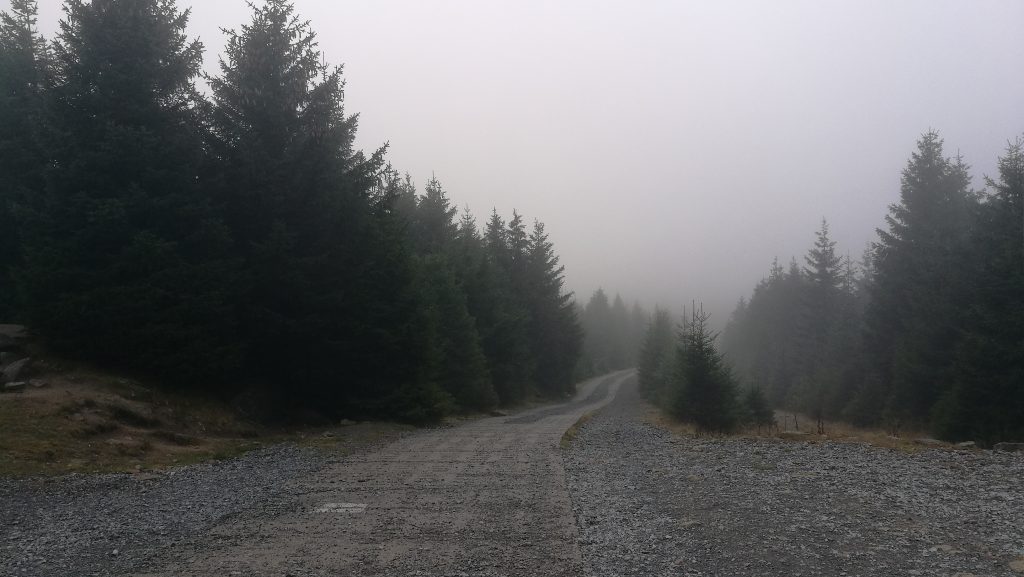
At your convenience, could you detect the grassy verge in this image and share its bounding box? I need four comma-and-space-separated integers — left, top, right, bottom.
642, 405, 960, 453
0, 360, 411, 478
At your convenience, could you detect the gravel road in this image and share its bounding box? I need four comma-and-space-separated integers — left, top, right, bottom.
2, 370, 631, 576
565, 377, 1024, 577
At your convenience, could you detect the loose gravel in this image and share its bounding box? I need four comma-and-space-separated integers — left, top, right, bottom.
565, 378, 1024, 577
0, 445, 328, 577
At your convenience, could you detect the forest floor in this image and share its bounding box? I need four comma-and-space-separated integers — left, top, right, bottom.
565, 379, 1024, 577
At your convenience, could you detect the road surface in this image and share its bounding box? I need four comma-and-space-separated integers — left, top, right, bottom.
137, 370, 634, 577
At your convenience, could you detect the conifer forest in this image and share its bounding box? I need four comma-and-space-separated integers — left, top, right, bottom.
1, 2, 1023, 576
2, 0, 1021, 443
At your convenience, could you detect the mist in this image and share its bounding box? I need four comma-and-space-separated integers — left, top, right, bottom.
13, 0, 1024, 319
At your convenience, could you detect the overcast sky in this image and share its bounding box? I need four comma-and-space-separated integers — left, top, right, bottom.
12, 0, 1024, 322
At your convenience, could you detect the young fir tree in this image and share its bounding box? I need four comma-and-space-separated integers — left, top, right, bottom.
673, 305, 738, 433
0, 0, 47, 319
741, 386, 775, 429
20, 0, 239, 380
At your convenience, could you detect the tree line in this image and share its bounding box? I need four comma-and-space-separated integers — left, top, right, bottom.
576, 288, 647, 377
720, 132, 1023, 445
0, 0, 582, 423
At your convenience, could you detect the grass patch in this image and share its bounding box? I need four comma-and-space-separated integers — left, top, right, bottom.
642, 402, 956, 453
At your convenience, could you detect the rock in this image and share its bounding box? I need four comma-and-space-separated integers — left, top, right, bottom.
0, 324, 27, 351
1, 357, 30, 384
955, 441, 977, 449
994, 442, 1024, 453
489, 410, 509, 417
3, 382, 26, 393
1009, 558, 1024, 572
913, 438, 945, 447
29, 379, 48, 389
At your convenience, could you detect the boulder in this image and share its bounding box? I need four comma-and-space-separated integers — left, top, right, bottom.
1, 357, 30, 384
994, 442, 1024, 453
0, 324, 27, 351
955, 441, 977, 449
913, 438, 945, 447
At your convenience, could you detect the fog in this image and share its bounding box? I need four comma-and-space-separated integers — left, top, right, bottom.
16, 0, 1024, 320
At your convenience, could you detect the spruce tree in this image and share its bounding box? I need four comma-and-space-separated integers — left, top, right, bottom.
673, 305, 738, 433
416, 255, 496, 412
478, 209, 532, 404
525, 220, 582, 397
20, 0, 239, 380
741, 386, 775, 429
932, 140, 1024, 443
0, 0, 47, 319
867, 131, 977, 423
209, 0, 420, 415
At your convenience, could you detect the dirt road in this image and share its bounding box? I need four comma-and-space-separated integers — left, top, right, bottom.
133, 370, 633, 577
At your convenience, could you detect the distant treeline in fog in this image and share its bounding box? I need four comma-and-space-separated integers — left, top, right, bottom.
0, 0, 583, 422
722, 131, 1022, 444
640, 131, 1021, 445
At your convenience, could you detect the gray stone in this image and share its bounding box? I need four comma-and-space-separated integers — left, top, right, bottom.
994, 442, 1024, 453
955, 441, 977, 449
913, 438, 945, 447
1, 357, 30, 384
0, 324, 27, 351
3, 381, 26, 392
